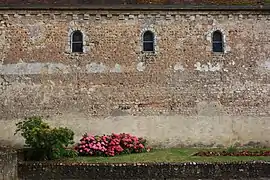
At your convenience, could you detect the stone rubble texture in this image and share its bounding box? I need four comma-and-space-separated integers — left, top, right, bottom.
0, 9, 269, 147
17, 161, 270, 179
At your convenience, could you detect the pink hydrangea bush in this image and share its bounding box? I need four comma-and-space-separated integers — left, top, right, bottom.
75, 133, 150, 157
75, 134, 110, 156
117, 133, 147, 154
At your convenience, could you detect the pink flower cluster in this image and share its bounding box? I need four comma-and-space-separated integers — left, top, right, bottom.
75, 133, 150, 157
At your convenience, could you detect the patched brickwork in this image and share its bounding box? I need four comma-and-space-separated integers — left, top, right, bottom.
0, 9, 269, 147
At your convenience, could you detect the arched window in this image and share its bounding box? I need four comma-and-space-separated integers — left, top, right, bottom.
143, 31, 154, 52
71, 30, 83, 53
212, 30, 224, 53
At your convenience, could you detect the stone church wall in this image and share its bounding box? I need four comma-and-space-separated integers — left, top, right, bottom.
0, 10, 269, 147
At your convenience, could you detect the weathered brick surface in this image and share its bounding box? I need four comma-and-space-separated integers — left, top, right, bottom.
0, 10, 269, 147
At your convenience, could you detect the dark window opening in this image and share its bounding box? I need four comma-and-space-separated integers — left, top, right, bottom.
71, 31, 83, 53
143, 31, 154, 52
212, 30, 224, 53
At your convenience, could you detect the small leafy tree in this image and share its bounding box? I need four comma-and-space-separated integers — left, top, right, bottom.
15, 116, 77, 160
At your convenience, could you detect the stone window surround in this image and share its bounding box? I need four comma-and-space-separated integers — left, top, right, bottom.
66, 27, 89, 54
70, 30, 83, 53
206, 28, 229, 54
66, 26, 229, 55
140, 27, 158, 55
142, 31, 155, 52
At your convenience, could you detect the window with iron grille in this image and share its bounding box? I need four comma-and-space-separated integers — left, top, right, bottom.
71, 30, 83, 53
212, 30, 224, 53
143, 31, 154, 52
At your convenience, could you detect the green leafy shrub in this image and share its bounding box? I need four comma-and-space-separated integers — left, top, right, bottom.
226, 145, 238, 153
14, 116, 77, 160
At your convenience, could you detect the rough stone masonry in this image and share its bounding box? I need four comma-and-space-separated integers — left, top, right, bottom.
0, 3, 269, 147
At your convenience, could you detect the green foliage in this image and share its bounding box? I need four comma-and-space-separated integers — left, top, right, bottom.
15, 116, 77, 160
226, 145, 238, 153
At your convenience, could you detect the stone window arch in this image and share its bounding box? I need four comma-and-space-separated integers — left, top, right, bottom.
142, 30, 155, 52
212, 30, 224, 53
71, 30, 83, 53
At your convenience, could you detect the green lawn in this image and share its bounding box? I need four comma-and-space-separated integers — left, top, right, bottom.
64, 148, 270, 163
